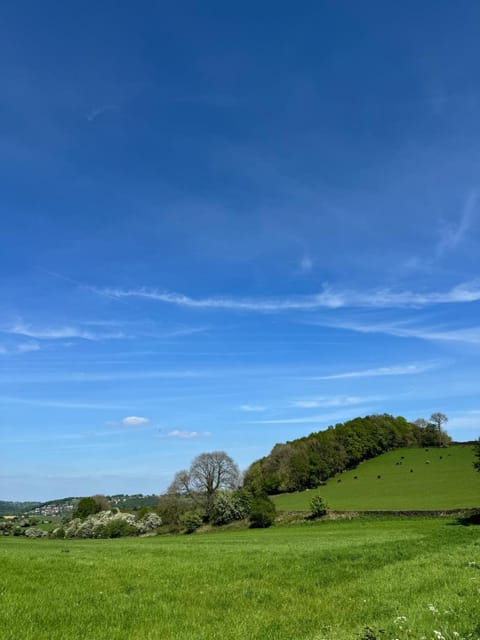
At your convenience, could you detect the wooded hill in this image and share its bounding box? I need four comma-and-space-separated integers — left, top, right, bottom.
0, 501, 41, 516
244, 414, 450, 495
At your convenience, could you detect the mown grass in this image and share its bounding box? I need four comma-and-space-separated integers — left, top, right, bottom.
1, 517, 479, 639
273, 445, 480, 511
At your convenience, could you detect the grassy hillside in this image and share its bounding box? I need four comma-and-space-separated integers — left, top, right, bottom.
1, 518, 479, 639
273, 444, 480, 511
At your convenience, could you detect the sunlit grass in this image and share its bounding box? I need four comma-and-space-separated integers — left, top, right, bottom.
273, 445, 480, 511
1, 517, 479, 639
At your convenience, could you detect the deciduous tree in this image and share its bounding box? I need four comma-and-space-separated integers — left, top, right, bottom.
167, 451, 240, 520
474, 438, 480, 472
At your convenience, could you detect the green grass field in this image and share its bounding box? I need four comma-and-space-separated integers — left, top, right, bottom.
1, 517, 479, 639
273, 445, 480, 512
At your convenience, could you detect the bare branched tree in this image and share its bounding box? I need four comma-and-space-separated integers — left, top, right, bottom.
167, 451, 240, 518
430, 412, 448, 433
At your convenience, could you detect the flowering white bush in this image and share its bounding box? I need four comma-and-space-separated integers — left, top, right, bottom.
62, 510, 161, 539
135, 512, 162, 534
24, 527, 47, 538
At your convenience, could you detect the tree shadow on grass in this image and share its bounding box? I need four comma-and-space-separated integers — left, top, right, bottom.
454, 510, 480, 526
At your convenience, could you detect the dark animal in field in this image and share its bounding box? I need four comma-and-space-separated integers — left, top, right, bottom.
377, 475, 381, 479
410, 469, 413, 473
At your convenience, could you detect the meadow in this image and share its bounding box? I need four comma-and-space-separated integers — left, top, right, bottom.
273, 445, 480, 511
1, 517, 479, 640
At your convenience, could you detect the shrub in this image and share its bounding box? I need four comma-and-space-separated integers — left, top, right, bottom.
135, 506, 155, 520
310, 495, 328, 518
249, 497, 276, 528
0, 521, 13, 535
211, 491, 251, 525
59, 509, 161, 539
99, 518, 137, 539
181, 511, 203, 534
135, 512, 162, 534
24, 527, 47, 538
50, 527, 65, 539
64, 518, 82, 538
64, 511, 139, 538
158, 493, 199, 529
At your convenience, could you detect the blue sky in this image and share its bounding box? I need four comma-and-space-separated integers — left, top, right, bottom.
2, 1, 480, 501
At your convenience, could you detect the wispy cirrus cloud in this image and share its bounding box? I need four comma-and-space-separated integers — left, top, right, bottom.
0, 397, 127, 410
436, 188, 479, 256
86, 104, 119, 122
248, 409, 372, 425
0, 341, 41, 355
299, 255, 313, 273
289, 395, 381, 408
0, 369, 208, 384
4, 321, 125, 341
98, 280, 480, 311
447, 410, 480, 435
16, 341, 41, 353
122, 416, 150, 427
328, 319, 480, 346
239, 404, 267, 412
158, 429, 212, 439
312, 361, 438, 380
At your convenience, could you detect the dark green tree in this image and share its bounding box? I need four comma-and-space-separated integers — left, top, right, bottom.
249, 496, 276, 528
73, 497, 100, 519
474, 438, 480, 472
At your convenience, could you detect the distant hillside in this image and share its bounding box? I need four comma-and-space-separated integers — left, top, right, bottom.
244, 413, 450, 496
25, 493, 160, 517
0, 501, 41, 516
273, 445, 480, 511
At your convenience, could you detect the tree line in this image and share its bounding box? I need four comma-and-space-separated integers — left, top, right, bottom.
243, 413, 452, 495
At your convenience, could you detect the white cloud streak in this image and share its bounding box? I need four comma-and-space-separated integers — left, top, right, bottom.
249, 409, 372, 425
0, 369, 212, 384
331, 320, 480, 345
299, 255, 313, 273
0, 341, 41, 355
289, 395, 381, 408
16, 341, 41, 353
159, 430, 212, 439
314, 362, 437, 380
437, 188, 479, 255
122, 416, 150, 427
5, 321, 125, 341
240, 404, 267, 412
99, 281, 480, 312
0, 397, 127, 410
86, 104, 119, 122
447, 410, 480, 435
